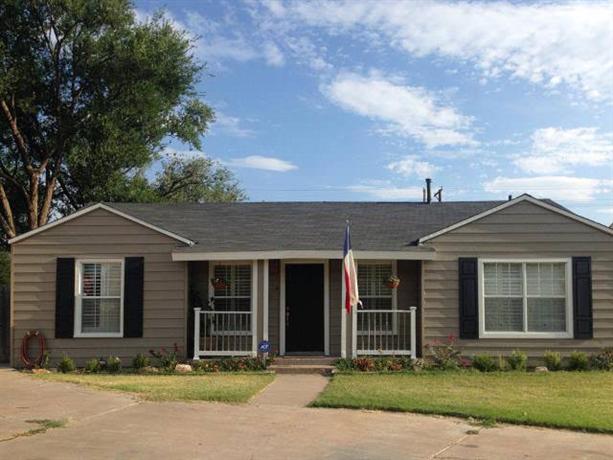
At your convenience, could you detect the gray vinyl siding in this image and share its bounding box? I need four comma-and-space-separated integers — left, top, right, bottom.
11, 208, 188, 367
422, 200, 613, 357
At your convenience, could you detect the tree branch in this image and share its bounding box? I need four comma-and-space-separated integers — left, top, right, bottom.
0, 99, 33, 170
0, 182, 16, 238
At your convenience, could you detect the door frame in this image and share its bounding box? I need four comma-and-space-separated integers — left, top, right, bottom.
280, 260, 329, 356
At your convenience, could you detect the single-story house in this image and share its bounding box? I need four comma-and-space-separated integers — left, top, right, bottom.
8, 194, 613, 366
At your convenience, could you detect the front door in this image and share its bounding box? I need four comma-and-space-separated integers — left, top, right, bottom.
285, 264, 324, 353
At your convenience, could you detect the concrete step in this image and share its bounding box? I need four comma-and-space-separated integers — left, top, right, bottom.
269, 364, 334, 375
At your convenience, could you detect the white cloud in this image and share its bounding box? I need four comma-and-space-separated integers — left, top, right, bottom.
214, 112, 255, 138
347, 184, 423, 200
387, 155, 439, 178
514, 127, 613, 174
483, 176, 613, 203
272, 1, 613, 102
263, 42, 285, 66
226, 155, 298, 172
322, 72, 475, 147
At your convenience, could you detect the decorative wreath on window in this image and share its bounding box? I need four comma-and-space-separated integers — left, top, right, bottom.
211, 277, 227, 290
386, 275, 400, 289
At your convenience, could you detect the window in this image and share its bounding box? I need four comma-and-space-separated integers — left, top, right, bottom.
210, 264, 252, 312
480, 259, 572, 338
357, 262, 397, 334
75, 260, 123, 337
358, 262, 395, 310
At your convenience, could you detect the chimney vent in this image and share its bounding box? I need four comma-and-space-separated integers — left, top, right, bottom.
425, 178, 432, 204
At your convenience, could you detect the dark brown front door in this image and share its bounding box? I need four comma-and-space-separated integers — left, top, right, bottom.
285, 264, 324, 353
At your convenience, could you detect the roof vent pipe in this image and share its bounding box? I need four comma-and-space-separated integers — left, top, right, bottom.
508, 194, 513, 201
434, 187, 443, 202
425, 178, 432, 203
422, 187, 426, 203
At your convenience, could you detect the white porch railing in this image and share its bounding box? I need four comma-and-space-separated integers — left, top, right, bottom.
354, 306, 416, 358
193, 308, 256, 358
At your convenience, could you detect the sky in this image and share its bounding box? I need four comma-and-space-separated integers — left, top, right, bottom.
135, 0, 613, 224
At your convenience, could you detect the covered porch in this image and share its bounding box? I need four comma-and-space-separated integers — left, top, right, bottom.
175, 250, 432, 360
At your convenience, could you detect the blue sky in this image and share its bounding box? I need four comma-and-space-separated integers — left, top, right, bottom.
136, 0, 612, 224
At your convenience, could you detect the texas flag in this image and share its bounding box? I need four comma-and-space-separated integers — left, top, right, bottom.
343, 223, 360, 313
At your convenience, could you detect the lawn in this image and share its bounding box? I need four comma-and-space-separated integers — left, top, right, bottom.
35, 373, 275, 403
313, 372, 613, 433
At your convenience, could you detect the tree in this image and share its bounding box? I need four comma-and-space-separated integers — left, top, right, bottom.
0, 0, 217, 240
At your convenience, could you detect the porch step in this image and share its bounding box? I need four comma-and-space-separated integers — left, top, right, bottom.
269, 356, 337, 375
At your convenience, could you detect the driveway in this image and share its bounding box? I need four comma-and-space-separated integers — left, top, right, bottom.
0, 368, 611, 459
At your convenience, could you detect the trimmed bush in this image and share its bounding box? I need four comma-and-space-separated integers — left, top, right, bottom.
544, 350, 562, 371
132, 353, 150, 370
85, 358, 102, 373
150, 345, 180, 372
106, 356, 122, 373
426, 336, 461, 370
507, 350, 527, 371
590, 348, 613, 371
472, 354, 498, 372
191, 357, 269, 372
57, 354, 75, 373
568, 351, 589, 371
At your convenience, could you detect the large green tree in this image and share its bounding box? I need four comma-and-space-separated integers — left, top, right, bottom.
0, 0, 241, 242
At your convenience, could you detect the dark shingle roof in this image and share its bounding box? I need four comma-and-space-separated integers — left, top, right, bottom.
106, 201, 508, 252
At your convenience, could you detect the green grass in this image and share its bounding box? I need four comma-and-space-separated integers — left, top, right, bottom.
23, 419, 67, 436
313, 372, 613, 433
35, 373, 274, 403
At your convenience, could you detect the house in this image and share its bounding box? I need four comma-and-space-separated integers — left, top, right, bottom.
8, 193, 613, 367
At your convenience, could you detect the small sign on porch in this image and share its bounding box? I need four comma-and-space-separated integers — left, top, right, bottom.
258, 340, 271, 354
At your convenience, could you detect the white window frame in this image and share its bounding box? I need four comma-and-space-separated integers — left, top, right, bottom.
208, 261, 256, 336
478, 258, 573, 339
356, 260, 398, 335
74, 259, 124, 338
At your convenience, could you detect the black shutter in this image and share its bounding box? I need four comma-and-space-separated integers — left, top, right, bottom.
55, 258, 75, 338
573, 256, 593, 339
124, 257, 144, 338
459, 258, 479, 339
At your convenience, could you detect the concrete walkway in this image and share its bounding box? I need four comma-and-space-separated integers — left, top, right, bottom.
1, 369, 612, 459
250, 374, 329, 407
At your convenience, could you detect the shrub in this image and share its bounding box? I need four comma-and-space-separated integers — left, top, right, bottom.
149, 344, 180, 372
544, 350, 561, 371
590, 348, 613, 371
85, 358, 102, 373
507, 350, 527, 371
568, 351, 589, 371
497, 355, 508, 371
334, 358, 355, 371
40, 351, 50, 370
57, 354, 75, 373
106, 356, 121, 373
472, 354, 498, 372
426, 335, 461, 370
353, 357, 375, 372
191, 357, 268, 372
132, 353, 150, 370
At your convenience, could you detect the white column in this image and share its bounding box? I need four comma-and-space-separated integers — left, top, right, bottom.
351, 306, 357, 358
263, 260, 269, 341
341, 262, 347, 358
251, 261, 258, 357
193, 307, 201, 360
410, 306, 417, 360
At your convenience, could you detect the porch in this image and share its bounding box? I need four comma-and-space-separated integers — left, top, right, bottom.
187, 258, 424, 360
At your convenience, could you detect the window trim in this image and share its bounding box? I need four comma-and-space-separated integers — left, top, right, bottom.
478, 258, 573, 339
356, 260, 398, 335
74, 259, 124, 338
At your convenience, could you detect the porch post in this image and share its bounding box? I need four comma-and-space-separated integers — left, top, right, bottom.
351, 305, 357, 358
410, 306, 417, 360
193, 307, 201, 360
263, 260, 269, 341
341, 262, 346, 358
251, 260, 258, 357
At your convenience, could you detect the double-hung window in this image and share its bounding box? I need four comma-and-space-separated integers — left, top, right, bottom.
210, 263, 253, 334
357, 262, 396, 333
75, 260, 123, 337
480, 259, 572, 338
